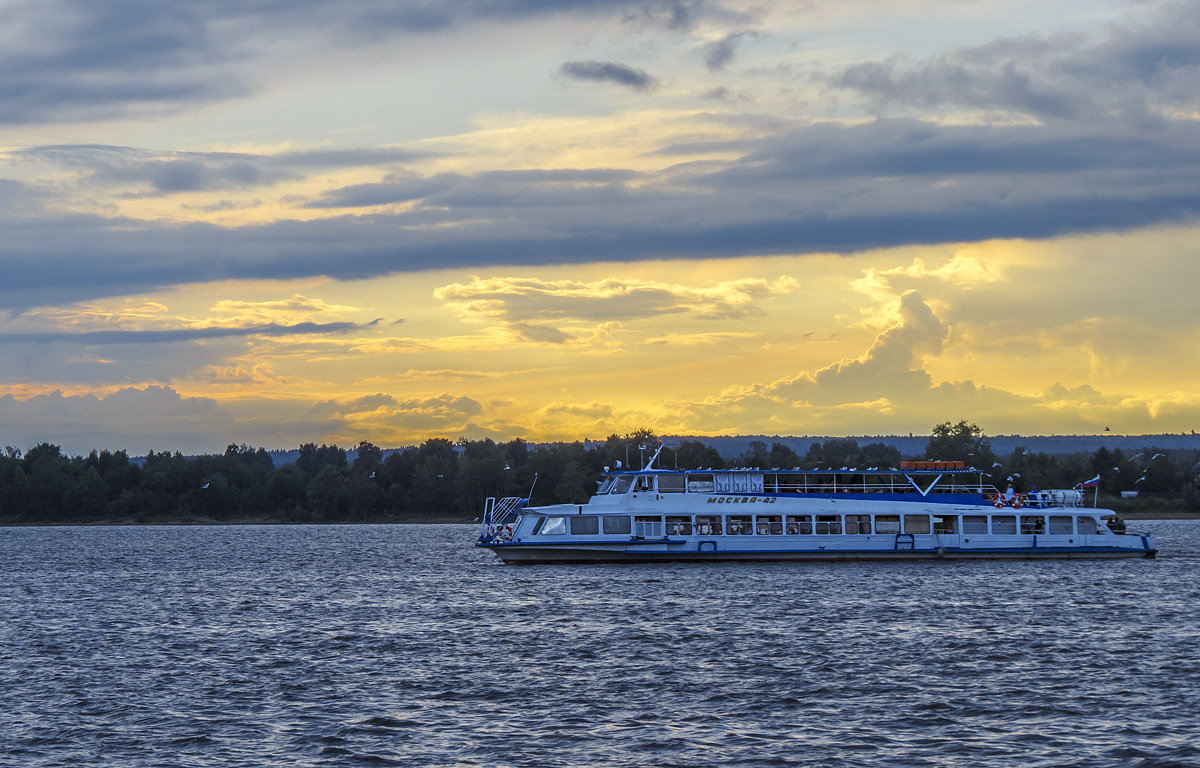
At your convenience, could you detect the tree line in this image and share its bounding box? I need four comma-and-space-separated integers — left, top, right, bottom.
2, 421, 1197, 524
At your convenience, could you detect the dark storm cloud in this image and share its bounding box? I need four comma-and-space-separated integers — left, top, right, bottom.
559, 60, 659, 90
0, 0, 695, 124
0, 321, 375, 345
831, 1, 1200, 123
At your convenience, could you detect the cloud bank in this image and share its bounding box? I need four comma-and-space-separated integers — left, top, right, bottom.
6, 115, 1200, 310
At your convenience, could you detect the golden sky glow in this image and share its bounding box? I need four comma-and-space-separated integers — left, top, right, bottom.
2, 0, 1199, 453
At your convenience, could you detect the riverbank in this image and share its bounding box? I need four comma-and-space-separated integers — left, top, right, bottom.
1, 515, 477, 527
5, 512, 1198, 527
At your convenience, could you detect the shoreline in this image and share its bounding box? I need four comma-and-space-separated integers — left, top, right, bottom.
1, 516, 477, 527
5, 512, 1199, 527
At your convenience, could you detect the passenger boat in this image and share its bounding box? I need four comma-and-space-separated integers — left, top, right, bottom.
477, 446, 1156, 564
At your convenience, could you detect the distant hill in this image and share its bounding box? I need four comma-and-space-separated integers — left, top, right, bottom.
261, 433, 1200, 467
666, 433, 1200, 460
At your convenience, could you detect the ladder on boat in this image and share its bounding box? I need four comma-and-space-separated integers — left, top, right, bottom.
483, 496, 525, 526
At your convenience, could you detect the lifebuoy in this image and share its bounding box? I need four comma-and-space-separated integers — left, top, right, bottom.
993, 495, 1005, 507
496, 525, 514, 542
1012, 495, 1025, 509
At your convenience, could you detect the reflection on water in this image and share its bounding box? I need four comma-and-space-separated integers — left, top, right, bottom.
2, 520, 1198, 767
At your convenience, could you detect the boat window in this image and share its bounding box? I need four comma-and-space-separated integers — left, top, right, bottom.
874, 515, 900, 534
992, 515, 1016, 534
1019, 516, 1045, 534
962, 515, 989, 534
597, 477, 616, 494
1077, 516, 1099, 534
602, 515, 632, 534
776, 475, 804, 493
695, 515, 722, 535
786, 515, 812, 534
756, 515, 783, 535
634, 475, 654, 492
815, 515, 842, 535
726, 515, 752, 535
635, 516, 662, 538
845, 514, 871, 534
658, 475, 686, 493
542, 517, 567, 535
612, 476, 634, 494
903, 515, 930, 534
530, 517, 546, 535
687, 474, 715, 493
933, 515, 958, 534
1048, 516, 1073, 535
666, 515, 693, 535
570, 516, 599, 535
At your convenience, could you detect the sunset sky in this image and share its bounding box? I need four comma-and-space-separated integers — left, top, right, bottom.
3, 0, 1199, 455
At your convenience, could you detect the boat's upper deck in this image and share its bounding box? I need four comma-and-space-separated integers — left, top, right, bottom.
597, 461, 991, 499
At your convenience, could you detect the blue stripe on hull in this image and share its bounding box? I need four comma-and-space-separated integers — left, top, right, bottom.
478, 543, 1157, 564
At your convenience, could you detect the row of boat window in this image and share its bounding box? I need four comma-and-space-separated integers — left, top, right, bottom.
598, 474, 980, 495
532, 513, 1103, 537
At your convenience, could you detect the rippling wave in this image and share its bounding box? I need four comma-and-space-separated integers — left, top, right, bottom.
2, 521, 1198, 767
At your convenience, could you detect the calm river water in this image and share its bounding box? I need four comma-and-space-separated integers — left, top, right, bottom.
2, 521, 1199, 768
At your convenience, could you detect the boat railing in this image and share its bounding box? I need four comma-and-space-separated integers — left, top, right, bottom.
764, 477, 987, 495
982, 487, 1088, 509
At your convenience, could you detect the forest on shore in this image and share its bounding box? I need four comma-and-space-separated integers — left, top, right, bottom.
2, 421, 1198, 524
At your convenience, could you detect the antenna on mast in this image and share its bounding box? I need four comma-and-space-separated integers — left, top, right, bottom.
643, 440, 665, 470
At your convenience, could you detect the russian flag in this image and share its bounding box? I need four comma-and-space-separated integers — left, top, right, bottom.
1082, 474, 1101, 487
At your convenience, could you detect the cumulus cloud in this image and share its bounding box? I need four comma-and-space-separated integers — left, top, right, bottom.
629, 282, 1200, 439
765, 290, 946, 407
559, 60, 659, 91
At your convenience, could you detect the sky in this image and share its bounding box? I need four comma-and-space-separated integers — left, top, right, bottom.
2, 0, 1200, 455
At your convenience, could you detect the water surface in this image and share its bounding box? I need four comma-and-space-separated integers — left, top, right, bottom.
2, 521, 1198, 767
